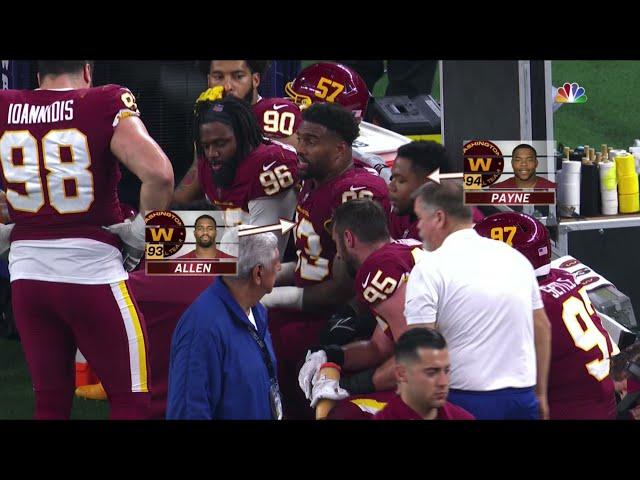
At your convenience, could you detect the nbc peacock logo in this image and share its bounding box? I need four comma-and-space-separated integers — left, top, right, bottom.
555, 82, 587, 104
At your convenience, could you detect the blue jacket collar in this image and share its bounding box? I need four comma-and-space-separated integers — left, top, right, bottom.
213, 278, 266, 336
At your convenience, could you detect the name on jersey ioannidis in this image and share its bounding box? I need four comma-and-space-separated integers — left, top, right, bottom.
7, 100, 74, 124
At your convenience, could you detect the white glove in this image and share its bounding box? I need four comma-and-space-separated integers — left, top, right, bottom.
298, 349, 327, 400
0, 223, 14, 255
310, 374, 349, 409
103, 213, 146, 272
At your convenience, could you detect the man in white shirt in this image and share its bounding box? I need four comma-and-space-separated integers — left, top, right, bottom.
404, 181, 551, 419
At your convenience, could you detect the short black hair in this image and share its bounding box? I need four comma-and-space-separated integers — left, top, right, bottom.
412, 181, 471, 221
512, 143, 537, 158
395, 328, 447, 364
194, 214, 217, 228
193, 95, 263, 159
245, 60, 270, 77
396, 141, 450, 175
203, 60, 271, 77
332, 198, 390, 244
301, 102, 360, 145
37, 61, 92, 77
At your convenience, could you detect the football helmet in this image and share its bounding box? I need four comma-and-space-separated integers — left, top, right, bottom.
474, 212, 551, 277
285, 62, 371, 121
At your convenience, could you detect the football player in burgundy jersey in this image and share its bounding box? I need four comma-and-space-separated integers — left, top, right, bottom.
182, 214, 235, 259
297, 199, 426, 418
0, 60, 174, 419
205, 60, 301, 148
388, 141, 485, 240
373, 328, 474, 420
285, 61, 395, 181
172, 95, 298, 258
475, 212, 620, 419
261, 102, 391, 418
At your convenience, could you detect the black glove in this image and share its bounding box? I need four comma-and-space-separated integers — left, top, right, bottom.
310, 344, 344, 367
319, 309, 377, 346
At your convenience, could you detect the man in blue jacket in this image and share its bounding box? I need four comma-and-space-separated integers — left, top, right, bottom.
166, 227, 282, 420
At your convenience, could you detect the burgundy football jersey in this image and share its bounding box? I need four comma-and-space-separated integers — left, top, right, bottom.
354, 239, 424, 340
128, 251, 215, 419
179, 248, 235, 259
326, 390, 396, 420
0, 84, 137, 247
294, 165, 391, 287
389, 208, 484, 241
539, 268, 617, 419
388, 212, 419, 241
252, 98, 301, 139
197, 139, 298, 225
373, 394, 475, 420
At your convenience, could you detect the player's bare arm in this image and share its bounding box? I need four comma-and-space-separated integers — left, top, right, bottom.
171, 149, 203, 206
275, 261, 296, 286
262, 256, 354, 313
533, 307, 552, 420
343, 325, 394, 372
301, 256, 355, 312
111, 115, 174, 212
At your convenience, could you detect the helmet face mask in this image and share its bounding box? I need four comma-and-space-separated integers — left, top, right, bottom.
473, 212, 551, 277
285, 62, 371, 122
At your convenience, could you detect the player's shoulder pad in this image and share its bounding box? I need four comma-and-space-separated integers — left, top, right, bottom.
98, 84, 140, 116
256, 97, 300, 113
355, 245, 409, 305
332, 168, 388, 205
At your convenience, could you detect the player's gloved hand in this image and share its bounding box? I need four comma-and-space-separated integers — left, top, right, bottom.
320, 310, 377, 345
103, 213, 146, 272
298, 345, 344, 399
298, 349, 327, 400
0, 223, 15, 255
310, 371, 349, 408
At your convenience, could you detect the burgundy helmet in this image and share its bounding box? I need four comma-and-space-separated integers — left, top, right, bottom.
474, 212, 551, 277
285, 62, 371, 121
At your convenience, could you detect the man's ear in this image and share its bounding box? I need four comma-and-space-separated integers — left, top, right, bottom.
344, 229, 356, 249
83, 63, 92, 86
395, 362, 408, 384
252, 264, 263, 285
335, 139, 348, 158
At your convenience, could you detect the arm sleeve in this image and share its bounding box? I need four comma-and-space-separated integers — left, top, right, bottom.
403, 263, 439, 326
352, 148, 392, 183
248, 189, 297, 259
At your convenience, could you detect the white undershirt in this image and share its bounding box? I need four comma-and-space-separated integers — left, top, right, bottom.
247, 308, 257, 330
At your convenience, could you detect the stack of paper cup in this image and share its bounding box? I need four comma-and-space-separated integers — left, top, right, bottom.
615, 153, 640, 213
599, 161, 618, 215
559, 160, 581, 216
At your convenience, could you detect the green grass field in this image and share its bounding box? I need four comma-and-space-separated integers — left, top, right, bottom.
0, 338, 109, 419
552, 61, 640, 149
1, 60, 638, 419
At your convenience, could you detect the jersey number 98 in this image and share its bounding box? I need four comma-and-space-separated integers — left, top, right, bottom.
0, 129, 94, 214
